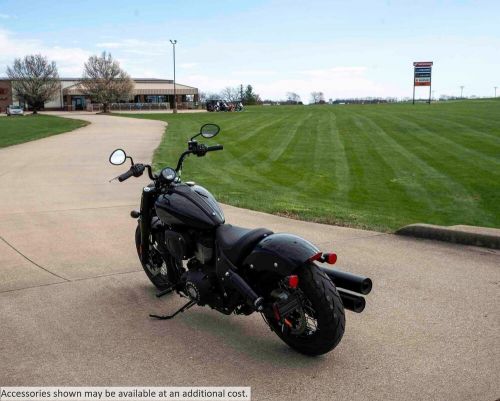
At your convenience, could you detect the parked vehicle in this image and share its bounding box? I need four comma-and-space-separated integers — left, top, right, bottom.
6, 105, 24, 116
206, 100, 243, 112
108, 124, 372, 356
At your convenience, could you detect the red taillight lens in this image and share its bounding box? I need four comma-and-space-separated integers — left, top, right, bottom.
324, 253, 337, 264
288, 275, 299, 289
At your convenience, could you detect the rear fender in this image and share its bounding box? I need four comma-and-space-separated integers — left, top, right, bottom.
242, 233, 319, 275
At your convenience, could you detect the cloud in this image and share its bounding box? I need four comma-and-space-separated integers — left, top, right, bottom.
0, 29, 404, 99
0, 29, 90, 76
254, 67, 389, 102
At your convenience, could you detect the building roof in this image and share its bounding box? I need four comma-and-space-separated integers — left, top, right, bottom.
63, 80, 197, 96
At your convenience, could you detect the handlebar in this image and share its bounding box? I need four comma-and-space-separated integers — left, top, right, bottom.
175, 143, 223, 172
118, 169, 134, 182
115, 143, 223, 182
207, 145, 223, 152
117, 164, 146, 182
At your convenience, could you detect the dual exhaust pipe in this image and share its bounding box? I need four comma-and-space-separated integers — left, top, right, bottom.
320, 267, 372, 313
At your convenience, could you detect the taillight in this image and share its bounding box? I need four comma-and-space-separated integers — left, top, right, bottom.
324, 253, 337, 264
288, 275, 299, 289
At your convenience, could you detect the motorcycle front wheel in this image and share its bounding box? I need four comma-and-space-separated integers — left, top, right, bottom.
135, 225, 181, 291
266, 263, 345, 356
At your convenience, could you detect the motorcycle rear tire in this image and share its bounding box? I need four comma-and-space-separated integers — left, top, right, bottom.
267, 263, 345, 356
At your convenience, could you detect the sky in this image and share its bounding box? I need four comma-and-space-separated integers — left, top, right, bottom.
0, 0, 499, 102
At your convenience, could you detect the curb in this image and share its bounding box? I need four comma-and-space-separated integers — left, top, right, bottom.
395, 224, 500, 250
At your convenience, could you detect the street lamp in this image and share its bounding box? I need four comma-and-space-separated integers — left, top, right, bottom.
495, 86, 498, 98
170, 39, 177, 114
460, 85, 464, 99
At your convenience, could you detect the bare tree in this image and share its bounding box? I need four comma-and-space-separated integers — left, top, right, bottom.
220, 86, 240, 103
80, 52, 133, 113
7, 54, 61, 114
286, 92, 301, 104
310, 91, 325, 104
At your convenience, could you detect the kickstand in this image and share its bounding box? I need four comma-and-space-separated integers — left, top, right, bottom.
156, 285, 175, 298
149, 300, 196, 320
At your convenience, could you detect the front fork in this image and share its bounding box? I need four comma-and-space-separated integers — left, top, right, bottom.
139, 185, 157, 264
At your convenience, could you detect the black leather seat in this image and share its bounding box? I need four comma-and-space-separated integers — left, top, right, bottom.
216, 224, 273, 266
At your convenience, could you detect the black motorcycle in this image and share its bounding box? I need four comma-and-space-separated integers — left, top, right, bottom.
109, 123, 372, 356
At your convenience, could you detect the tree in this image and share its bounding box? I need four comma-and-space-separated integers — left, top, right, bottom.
7, 54, 61, 114
310, 91, 325, 104
243, 84, 260, 105
221, 86, 240, 103
80, 52, 133, 113
286, 92, 301, 104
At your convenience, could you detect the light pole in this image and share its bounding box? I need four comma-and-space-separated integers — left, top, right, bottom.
460, 85, 464, 99
170, 39, 177, 113
495, 86, 498, 98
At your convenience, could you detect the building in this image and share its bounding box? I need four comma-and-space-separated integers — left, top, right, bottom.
0, 78, 198, 112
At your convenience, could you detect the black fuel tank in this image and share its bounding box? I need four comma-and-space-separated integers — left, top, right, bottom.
155, 183, 225, 229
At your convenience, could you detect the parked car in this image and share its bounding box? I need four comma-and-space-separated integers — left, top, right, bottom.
6, 105, 24, 116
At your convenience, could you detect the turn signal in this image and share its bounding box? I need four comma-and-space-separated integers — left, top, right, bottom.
324, 253, 337, 265
288, 275, 299, 289
308, 252, 337, 264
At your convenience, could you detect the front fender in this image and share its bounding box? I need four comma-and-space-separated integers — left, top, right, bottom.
242, 233, 319, 275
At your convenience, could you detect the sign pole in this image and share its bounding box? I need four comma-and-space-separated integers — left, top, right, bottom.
412, 83, 415, 105
428, 75, 432, 104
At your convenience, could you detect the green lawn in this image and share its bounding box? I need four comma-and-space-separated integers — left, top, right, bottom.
0, 114, 88, 148
124, 100, 500, 231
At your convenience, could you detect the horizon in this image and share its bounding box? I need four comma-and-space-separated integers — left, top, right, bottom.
0, 0, 499, 102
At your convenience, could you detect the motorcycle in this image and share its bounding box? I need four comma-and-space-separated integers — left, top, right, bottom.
109, 123, 372, 356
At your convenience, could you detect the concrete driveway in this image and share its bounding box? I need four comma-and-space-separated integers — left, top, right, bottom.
0, 113, 498, 401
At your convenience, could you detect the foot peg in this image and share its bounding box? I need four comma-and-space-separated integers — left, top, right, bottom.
149, 299, 196, 320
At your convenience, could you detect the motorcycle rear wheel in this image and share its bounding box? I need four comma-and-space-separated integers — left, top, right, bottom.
135, 225, 180, 291
266, 263, 345, 356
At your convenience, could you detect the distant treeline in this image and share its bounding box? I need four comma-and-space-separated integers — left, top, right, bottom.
330, 98, 399, 104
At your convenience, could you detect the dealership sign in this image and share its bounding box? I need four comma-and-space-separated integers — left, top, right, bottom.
413, 62, 433, 86
412, 61, 433, 103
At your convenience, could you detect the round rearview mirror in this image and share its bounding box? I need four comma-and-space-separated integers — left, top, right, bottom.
200, 123, 220, 138
109, 149, 127, 165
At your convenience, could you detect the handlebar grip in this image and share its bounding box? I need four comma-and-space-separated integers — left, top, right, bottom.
207, 145, 223, 151
118, 169, 134, 182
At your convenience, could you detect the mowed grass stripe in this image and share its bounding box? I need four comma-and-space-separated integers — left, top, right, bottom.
123, 100, 500, 231
347, 112, 436, 214
366, 113, 493, 223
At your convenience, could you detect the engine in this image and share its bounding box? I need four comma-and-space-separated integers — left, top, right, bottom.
182, 260, 217, 306
153, 225, 220, 307
157, 224, 214, 265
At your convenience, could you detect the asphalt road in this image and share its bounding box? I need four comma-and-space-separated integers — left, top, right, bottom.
0, 113, 499, 401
